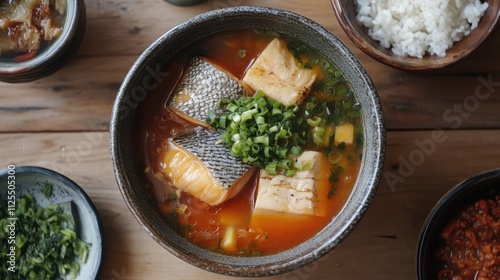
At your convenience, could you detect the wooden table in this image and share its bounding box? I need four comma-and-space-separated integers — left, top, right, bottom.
1, 0, 499, 279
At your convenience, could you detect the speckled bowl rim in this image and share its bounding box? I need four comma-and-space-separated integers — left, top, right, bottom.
0, 165, 105, 279
416, 168, 500, 279
111, 6, 385, 277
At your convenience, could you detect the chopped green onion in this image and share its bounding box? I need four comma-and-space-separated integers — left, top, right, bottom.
312, 126, 326, 146
278, 147, 288, 158
207, 78, 362, 179
290, 145, 303, 156
226, 103, 239, 113
265, 164, 278, 175
328, 151, 343, 164
208, 92, 311, 175
253, 135, 269, 146
42, 183, 52, 198
307, 116, 322, 127
301, 160, 312, 170
278, 128, 291, 139
0, 195, 91, 279
219, 115, 227, 129
241, 108, 257, 122
305, 102, 314, 114
321, 60, 330, 69
251, 144, 260, 154
232, 113, 241, 123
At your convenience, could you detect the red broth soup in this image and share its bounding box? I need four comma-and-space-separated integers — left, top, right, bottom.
134, 30, 363, 256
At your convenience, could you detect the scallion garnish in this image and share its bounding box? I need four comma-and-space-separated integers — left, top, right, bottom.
0, 193, 90, 280
208, 90, 307, 175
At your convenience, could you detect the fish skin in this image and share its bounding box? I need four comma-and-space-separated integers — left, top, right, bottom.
173, 128, 251, 188
169, 57, 249, 124
162, 127, 253, 205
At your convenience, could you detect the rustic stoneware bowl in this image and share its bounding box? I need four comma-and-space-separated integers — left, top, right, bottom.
0, 166, 104, 279
110, 6, 385, 276
331, 0, 500, 71
416, 169, 500, 279
0, 0, 86, 83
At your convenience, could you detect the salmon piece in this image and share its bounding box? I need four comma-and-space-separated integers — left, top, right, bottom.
242, 38, 317, 106
161, 128, 254, 206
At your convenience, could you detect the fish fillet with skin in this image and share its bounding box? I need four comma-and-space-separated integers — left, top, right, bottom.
169, 57, 251, 125
243, 38, 317, 106
161, 128, 255, 206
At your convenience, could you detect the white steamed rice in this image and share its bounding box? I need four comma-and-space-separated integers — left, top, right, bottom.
355, 0, 489, 58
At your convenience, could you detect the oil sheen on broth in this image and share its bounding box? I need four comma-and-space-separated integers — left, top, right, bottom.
137, 30, 363, 256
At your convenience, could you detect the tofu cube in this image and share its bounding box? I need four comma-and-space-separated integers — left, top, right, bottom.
242, 38, 317, 106
253, 151, 329, 217
334, 124, 354, 144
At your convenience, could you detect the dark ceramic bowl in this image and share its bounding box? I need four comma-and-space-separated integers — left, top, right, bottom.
110, 6, 385, 276
331, 0, 500, 71
0, 0, 86, 83
417, 169, 500, 279
0, 166, 104, 279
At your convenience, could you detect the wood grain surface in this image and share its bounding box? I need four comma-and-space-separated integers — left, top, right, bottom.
1, 0, 499, 279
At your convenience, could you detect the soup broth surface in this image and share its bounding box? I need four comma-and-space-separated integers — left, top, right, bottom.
136, 30, 363, 256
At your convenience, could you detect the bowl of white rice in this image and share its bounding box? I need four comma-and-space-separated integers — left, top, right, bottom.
331, 0, 500, 71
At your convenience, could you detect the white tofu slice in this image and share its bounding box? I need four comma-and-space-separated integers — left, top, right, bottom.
242, 38, 317, 106
253, 151, 329, 217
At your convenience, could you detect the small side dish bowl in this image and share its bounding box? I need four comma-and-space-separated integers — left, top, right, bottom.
416, 169, 500, 279
0, 0, 86, 83
111, 6, 385, 277
0, 166, 104, 279
331, 0, 500, 71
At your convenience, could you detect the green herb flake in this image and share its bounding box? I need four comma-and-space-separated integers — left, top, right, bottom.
42, 183, 52, 198
0, 195, 90, 280
327, 185, 338, 199
166, 192, 178, 202
208, 91, 310, 176
237, 49, 246, 58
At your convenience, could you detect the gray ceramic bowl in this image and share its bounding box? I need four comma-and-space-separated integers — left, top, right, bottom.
416, 169, 500, 279
110, 6, 385, 276
0, 166, 104, 279
0, 0, 86, 83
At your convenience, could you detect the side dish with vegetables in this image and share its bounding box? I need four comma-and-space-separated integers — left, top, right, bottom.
0, 0, 66, 62
0, 188, 90, 280
435, 195, 499, 280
